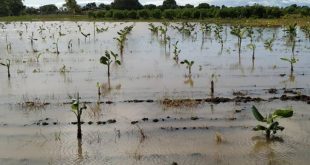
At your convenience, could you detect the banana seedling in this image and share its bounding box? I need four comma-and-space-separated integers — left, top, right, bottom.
71, 93, 87, 139
284, 23, 297, 55
100, 50, 121, 81
172, 41, 181, 63
214, 25, 224, 49
231, 26, 246, 56
180, 59, 194, 76
96, 26, 109, 33
264, 33, 275, 51
280, 56, 298, 73
252, 106, 293, 139
81, 31, 91, 43
0, 59, 11, 78
53, 38, 60, 55
148, 23, 159, 35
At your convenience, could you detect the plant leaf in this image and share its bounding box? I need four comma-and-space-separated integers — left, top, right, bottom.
115, 60, 121, 65
273, 108, 293, 118
100, 56, 109, 65
252, 106, 265, 122
253, 125, 267, 131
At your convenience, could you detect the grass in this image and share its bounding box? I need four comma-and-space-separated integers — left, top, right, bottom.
0, 14, 309, 27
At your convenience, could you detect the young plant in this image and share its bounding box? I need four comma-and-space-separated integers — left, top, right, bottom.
172, 41, 181, 63
284, 23, 297, 55
53, 38, 60, 55
280, 56, 298, 73
230, 26, 246, 56
148, 23, 159, 35
0, 59, 11, 78
71, 93, 87, 139
100, 50, 121, 79
214, 24, 224, 49
180, 59, 194, 76
81, 31, 91, 43
252, 106, 293, 139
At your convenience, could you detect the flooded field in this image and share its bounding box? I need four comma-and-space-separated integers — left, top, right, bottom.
0, 22, 309, 165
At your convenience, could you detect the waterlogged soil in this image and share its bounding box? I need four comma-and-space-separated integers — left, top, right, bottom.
0, 22, 310, 165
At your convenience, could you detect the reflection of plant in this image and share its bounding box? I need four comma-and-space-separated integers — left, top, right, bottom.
71, 93, 87, 139
0, 59, 11, 78
252, 106, 293, 139
180, 59, 194, 76
100, 51, 121, 79
172, 41, 181, 63
280, 57, 298, 73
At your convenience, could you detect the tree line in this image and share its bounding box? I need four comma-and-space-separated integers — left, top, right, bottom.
1, 0, 310, 19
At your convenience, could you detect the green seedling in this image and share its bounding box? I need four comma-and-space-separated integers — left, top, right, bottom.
172, 41, 181, 63
114, 25, 134, 55
284, 23, 297, 55
148, 23, 159, 35
96, 26, 109, 33
280, 56, 298, 73
53, 38, 60, 55
100, 50, 121, 80
231, 26, 246, 56
252, 106, 293, 139
214, 24, 224, 49
0, 59, 11, 78
81, 31, 90, 43
71, 93, 87, 139
180, 59, 194, 76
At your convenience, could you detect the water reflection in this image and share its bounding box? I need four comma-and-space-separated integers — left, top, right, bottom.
251, 136, 287, 165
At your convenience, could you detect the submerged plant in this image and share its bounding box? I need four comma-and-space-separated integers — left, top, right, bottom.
81, 31, 91, 43
180, 59, 194, 76
231, 26, 246, 56
100, 51, 121, 81
0, 59, 11, 78
284, 23, 297, 55
280, 56, 298, 73
264, 34, 275, 51
172, 41, 181, 63
148, 23, 159, 35
252, 106, 293, 139
71, 93, 87, 139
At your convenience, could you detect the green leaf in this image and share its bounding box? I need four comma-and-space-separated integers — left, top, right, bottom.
252, 106, 265, 122
273, 108, 293, 118
71, 101, 78, 111
100, 56, 109, 65
280, 57, 290, 62
253, 125, 267, 131
115, 60, 121, 65
268, 121, 279, 130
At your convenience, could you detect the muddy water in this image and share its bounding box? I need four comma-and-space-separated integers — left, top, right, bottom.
0, 22, 309, 164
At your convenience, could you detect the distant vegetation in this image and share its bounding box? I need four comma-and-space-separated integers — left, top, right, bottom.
1, 0, 310, 20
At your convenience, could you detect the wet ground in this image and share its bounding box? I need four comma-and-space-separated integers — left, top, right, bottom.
0, 22, 309, 165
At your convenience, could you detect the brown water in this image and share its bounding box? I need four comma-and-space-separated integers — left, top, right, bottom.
0, 22, 309, 165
